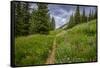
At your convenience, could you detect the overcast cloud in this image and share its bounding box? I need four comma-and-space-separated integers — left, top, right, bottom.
31, 3, 96, 28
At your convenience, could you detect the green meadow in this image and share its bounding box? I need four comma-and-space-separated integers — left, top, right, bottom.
15, 20, 97, 66
55, 20, 97, 63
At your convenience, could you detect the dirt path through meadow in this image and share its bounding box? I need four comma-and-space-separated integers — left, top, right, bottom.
45, 30, 66, 64
45, 38, 56, 64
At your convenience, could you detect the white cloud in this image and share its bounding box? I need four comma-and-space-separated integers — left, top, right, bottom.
51, 9, 74, 28
48, 4, 76, 29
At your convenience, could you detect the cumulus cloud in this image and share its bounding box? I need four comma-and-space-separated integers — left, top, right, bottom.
48, 4, 75, 28
30, 3, 96, 29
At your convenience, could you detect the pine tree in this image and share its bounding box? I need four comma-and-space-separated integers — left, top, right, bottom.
67, 14, 75, 28
74, 6, 81, 24
67, 6, 81, 29
37, 4, 50, 34
15, 2, 31, 36
15, 2, 24, 36
29, 9, 37, 34
47, 13, 52, 30
22, 2, 31, 35
29, 3, 50, 34
82, 8, 87, 23
51, 17, 55, 30
94, 9, 97, 19
89, 9, 92, 21
91, 10, 94, 20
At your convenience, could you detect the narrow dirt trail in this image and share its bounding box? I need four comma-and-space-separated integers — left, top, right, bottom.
56, 30, 66, 37
45, 38, 56, 64
45, 30, 66, 64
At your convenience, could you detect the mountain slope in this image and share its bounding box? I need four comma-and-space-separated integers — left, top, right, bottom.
56, 20, 97, 63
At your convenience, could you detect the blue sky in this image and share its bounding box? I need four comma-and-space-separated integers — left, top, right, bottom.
30, 3, 96, 28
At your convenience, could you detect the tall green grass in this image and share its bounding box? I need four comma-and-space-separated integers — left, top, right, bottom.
49, 29, 63, 35
55, 20, 97, 63
15, 20, 97, 66
15, 34, 54, 66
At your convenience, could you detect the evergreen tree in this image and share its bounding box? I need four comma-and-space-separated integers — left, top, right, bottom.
67, 14, 75, 28
47, 13, 52, 30
89, 9, 92, 21
94, 9, 97, 19
15, 2, 31, 36
89, 9, 97, 21
37, 4, 50, 34
15, 2, 24, 36
91, 10, 94, 20
29, 9, 38, 34
67, 6, 97, 29
22, 3, 31, 35
29, 3, 50, 34
51, 17, 55, 30
74, 6, 81, 24
67, 6, 81, 29
82, 8, 87, 23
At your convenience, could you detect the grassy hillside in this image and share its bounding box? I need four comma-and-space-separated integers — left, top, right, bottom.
15, 20, 97, 66
55, 20, 97, 63
15, 34, 54, 66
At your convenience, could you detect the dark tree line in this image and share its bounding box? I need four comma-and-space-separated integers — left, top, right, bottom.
14, 2, 55, 37
67, 6, 97, 29
14, 2, 31, 36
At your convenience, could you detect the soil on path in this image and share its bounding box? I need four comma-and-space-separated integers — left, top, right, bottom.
45, 30, 66, 64
45, 38, 56, 64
